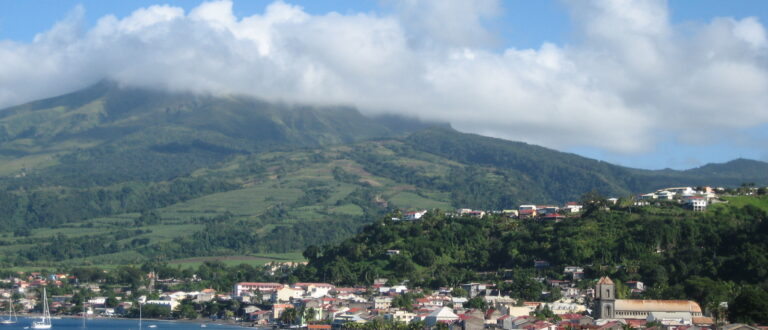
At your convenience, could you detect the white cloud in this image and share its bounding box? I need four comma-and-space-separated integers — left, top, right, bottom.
0, 0, 766, 155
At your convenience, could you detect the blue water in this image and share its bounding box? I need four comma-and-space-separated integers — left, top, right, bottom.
1, 317, 254, 330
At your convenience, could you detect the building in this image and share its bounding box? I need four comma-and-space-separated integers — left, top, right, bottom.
424, 307, 459, 327
234, 282, 283, 296
594, 277, 702, 320
518, 205, 537, 219
403, 210, 427, 221
384, 310, 416, 323
683, 196, 707, 211
564, 202, 582, 213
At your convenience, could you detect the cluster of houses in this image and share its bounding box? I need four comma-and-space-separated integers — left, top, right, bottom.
636, 187, 721, 211
397, 186, 725, 224
1, 266, 761, 330
228, 272, 734, 330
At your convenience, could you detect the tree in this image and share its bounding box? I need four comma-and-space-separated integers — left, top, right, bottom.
279, 308, 300, 325
413, 248, 436, 267
464, 297, 487, 311
452, 287, 468, 298
729, 286, 768, 324
303, 245, 321, 262
304, 307, 317, 322
105, 294, 119, 308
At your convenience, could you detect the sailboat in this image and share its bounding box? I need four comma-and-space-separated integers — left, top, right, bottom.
0, 297, 16, 325
31, 288, 51, 329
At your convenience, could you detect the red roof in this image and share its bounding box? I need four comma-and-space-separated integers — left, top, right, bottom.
307, 325, 332, 329
560, 313, 582, 320
626, 320, 647, 327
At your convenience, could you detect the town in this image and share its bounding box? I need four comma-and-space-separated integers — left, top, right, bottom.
1, 185, 764, 329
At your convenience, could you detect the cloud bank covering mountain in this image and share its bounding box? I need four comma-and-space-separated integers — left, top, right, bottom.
0, 0, 766, 167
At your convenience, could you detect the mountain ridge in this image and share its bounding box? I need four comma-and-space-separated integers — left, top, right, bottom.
0, 83, 767, 266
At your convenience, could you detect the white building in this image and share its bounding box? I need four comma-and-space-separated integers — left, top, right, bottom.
424, 307, 459, 327
403, 210, 427, 221
385, 310, 417, 323
684, 197, 707, 211
233, 282, 283, 296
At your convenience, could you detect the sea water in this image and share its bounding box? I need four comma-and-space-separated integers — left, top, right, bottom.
2, 317, 259, 330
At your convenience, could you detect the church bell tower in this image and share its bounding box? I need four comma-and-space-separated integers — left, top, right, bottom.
595, 276, 615, 319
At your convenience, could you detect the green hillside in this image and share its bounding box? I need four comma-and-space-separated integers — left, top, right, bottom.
0, 83, 767, 268
297, 201, 768, 324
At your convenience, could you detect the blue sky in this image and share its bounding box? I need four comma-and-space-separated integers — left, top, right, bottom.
0, 1, 767, 170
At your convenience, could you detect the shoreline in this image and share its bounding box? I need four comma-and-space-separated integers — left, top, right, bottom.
16, 313, 265, 328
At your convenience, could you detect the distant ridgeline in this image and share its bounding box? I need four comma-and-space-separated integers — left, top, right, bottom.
0, 82, 767, 267
299, 202, 768, 312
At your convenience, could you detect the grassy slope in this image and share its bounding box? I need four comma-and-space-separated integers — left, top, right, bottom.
2, 142, 455, 267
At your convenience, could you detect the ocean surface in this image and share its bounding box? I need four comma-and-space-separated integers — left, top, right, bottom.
0, 317, 256, 330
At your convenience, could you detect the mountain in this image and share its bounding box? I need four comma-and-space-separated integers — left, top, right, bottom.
0, 81, 437, 186
0, 83, 767, 267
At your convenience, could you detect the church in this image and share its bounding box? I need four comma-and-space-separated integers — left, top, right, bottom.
594, 277, 704, 320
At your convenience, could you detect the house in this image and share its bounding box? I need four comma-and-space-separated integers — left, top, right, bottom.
332, 313, 367, 328
272, 286, 304, 303
233, 282, 283, 296
467, 210, 486, 218
518, 205, 537, 218
115, 302, 133, 315
461, 310, 485, 330
656, 190, 676, 200
373, 296, 392, 309
424, 307, 459, 327
683, 196, 707, 211
564, 202, 582, 213
538, 206, 558, 215
563, 266, 582, 274
640, 193, 657, 200
403, 210, 427, 221
647, 311, 693, 326
384, 310, 417, 323
563, 266, 584, 281
461, 283, 488, 298
518, 209, 536, 219
502, 210, 519, 217
242, 305, 261, 314
271, 303, 294, 320
296, 283, 335, 298
625, 281, 645, 294
595, 321, 623, 330
607, 198, 619, 205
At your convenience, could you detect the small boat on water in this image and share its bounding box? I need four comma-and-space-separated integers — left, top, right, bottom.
0, 295, 17, 325
30, 287, 52, 329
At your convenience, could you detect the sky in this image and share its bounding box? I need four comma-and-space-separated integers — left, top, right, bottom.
0, 0, 766, 170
